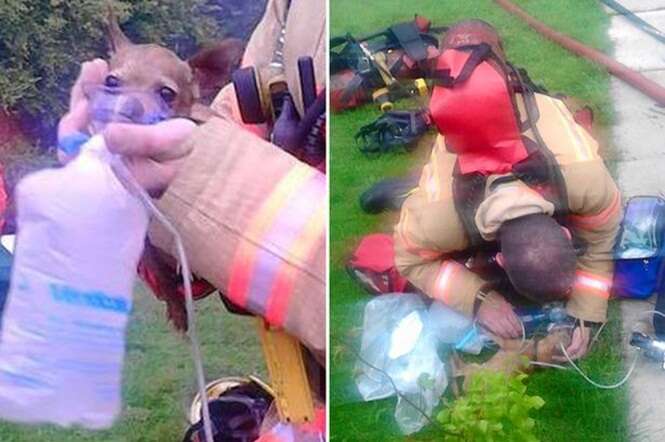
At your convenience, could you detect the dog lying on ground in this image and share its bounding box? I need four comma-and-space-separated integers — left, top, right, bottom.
452, 328, 574, 393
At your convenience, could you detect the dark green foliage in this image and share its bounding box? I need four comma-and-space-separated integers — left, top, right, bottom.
0, 0, 218, 125
0, 137, 58, 192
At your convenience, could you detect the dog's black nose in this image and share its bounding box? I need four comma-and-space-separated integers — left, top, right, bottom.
118, 96, 145, 122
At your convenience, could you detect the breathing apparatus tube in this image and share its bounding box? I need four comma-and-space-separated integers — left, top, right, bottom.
494, 0, 665, 106
111, 158, 215, 442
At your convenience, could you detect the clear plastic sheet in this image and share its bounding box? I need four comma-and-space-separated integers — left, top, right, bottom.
354, 293, 489, 434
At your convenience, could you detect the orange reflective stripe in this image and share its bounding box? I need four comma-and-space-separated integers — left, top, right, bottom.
433, 260, 463, 304
417, 249, 443, 260
574, 270, 611, 299
228, 164, 317, 310
265, 203, 326, 326
570, 191, 621, 231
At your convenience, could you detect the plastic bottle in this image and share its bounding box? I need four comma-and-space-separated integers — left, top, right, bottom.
0, 134, 149, 429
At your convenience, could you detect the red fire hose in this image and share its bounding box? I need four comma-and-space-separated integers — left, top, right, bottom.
495, 0, 665, 106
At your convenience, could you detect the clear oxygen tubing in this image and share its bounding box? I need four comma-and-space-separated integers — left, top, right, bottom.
110, 156, 214, 442
524, 310, 665, 390
473, 308, 527, 352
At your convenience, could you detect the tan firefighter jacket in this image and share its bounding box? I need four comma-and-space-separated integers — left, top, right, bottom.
395, 93, 621, 323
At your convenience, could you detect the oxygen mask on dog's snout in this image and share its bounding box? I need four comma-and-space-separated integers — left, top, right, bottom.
83, 84, 175, 132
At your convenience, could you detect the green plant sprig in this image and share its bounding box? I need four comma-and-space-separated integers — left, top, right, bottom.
437, 370, 545, 442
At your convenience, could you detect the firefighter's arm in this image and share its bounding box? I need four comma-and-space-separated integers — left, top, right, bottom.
396, 254, 486, 318
394, 193, 491, 318
565, 163, 622, 323
394, 212, 522, 339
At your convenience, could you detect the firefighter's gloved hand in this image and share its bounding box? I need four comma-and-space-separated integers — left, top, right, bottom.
476, 291, 522, 339
553, 322, 591, 362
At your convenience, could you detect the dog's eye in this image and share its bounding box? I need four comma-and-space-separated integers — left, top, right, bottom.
104, 75, 121, 88
159, 87, 177, 105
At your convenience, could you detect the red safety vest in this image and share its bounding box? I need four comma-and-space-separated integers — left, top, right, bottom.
428, 44, 530, 175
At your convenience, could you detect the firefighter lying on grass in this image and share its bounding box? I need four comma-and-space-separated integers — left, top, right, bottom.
394, 20, 621, 361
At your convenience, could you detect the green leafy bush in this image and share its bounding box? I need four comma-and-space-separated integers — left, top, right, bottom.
0, 138, 57, 190
0, 0, 218, 126
437, 371, 545, 442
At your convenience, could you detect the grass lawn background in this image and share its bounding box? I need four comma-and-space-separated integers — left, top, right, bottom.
330, 1, 629, 441
0, 286, 266, 442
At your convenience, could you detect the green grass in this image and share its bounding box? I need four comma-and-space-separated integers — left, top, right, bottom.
330, 1, 628, 441
0, 285, 266, 442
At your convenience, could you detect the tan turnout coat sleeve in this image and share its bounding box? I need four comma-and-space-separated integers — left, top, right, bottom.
395, 93, 621, 323
146, 0, 327, 358
394, 136, 486, 318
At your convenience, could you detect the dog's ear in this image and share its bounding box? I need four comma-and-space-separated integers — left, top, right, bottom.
188, 39, 245, 104
106, 4, 133, 54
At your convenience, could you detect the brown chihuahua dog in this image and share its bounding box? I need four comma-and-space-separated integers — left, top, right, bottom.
93, 8, 243, 128
100, 8, 244, 330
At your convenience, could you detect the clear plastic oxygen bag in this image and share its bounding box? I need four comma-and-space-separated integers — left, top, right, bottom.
0, 134, 149, 429
354, 293, 489, 434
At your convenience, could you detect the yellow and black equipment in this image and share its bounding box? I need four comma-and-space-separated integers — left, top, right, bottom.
330, 15, 446, 112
